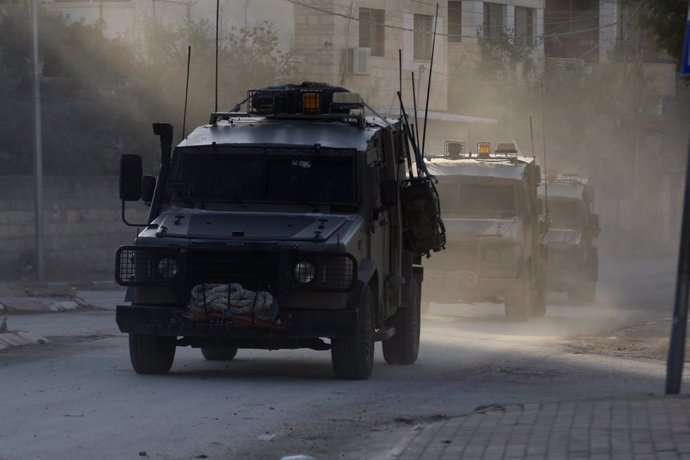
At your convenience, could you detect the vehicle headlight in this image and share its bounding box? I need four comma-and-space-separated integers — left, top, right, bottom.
157, 257, 179, 279
294, 261, 316, 284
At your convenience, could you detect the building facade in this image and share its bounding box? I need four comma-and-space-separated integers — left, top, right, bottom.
292, 1, 545, 156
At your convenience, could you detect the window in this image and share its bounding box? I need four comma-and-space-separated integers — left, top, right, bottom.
515, 6, 534, 47
414, 14, 433, 60
483, 2, 505, 40
359, 8, 385, 57
448, 1, 462, 43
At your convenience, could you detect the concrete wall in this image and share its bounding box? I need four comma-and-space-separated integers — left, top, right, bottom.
0, 176, 147, 281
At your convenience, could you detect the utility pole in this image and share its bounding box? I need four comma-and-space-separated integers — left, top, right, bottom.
31, 0, 45, 282
665, 0, 690, 396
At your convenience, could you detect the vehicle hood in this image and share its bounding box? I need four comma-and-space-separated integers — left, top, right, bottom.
442, 217, 522, 241
147, 209, 351, 242
543, 228, 582, 246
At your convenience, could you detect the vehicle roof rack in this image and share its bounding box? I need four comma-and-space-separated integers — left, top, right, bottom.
209, 82, 366, 126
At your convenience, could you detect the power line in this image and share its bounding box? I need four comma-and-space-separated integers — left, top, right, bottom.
286, 0, 619, 42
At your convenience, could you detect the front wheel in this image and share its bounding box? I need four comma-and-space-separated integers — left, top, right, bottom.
383, 272, 422, 365
505, 278, 530, 322
129, 334, 176, 375
331, 288, 375, 380
530, 279, 547, 317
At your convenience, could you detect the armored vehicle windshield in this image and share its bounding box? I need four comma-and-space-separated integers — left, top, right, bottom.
548, 198, 584, 228
437, 179, 519, 218
166, 147, 357, 208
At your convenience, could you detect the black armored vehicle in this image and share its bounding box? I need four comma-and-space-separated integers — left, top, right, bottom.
115, 83, 444, 379
422, 141, 547, 320
539, 174, 600, 303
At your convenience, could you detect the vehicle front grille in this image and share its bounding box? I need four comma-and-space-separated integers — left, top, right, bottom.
187, 249, 284, 292
449, 242, 477, 270
548, 246, 578, 269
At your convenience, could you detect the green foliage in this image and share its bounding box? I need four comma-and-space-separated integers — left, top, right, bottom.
623, 0, 687, 66
448, 27, 659, 182
0, 3, 295, 175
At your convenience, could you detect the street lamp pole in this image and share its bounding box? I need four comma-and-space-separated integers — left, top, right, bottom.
31, 0, 45, 282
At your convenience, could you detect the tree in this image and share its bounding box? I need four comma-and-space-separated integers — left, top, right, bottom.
0, 3, 296, 175
623, 0, 687, 67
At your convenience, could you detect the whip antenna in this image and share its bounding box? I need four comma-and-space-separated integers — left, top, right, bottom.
398, 49, 403, 116
215, 0, 220, 112
182, 45, 191, 141
541, 79, 549, 218
421, 3, 439, 158
411, 71, 421, 161
529, 116, 535, 160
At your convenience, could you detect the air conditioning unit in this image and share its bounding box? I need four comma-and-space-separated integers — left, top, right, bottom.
346, 47, 371, 75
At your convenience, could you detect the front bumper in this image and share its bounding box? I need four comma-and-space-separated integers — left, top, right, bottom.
117, 304, 358, 340
423, 269, 522, 303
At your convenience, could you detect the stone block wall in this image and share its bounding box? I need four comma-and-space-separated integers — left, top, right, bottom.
0, 176, 147, 281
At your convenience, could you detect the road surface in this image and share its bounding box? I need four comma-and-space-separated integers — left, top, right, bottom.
0, 253, 677, 460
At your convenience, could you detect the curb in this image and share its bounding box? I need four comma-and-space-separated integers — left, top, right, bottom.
0, 331, 49, 351
0, 297, 86, 313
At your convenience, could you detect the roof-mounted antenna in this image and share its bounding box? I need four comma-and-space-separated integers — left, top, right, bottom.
541, 80, 549, 220
398, 49, 403, 117
529, 115, 535, 160
421, 3, 439, 159
411, 71, 421, 164
181, 45, 191, 141
214, 0, 220, 113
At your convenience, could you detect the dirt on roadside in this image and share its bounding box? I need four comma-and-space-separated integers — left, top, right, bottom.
560, 318, 688, 361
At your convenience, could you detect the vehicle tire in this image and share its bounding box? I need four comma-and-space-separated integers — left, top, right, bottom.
568, 279, 596, 304
505, 277, 530, 321
421, 300, 431, 315
129, 334, 176, 375
530, 279, 547, 317
331, 288, 375, 380
201, 347, 238, 361
571, 280, 596, 304
505, 295, 529, 321
383, 272, 421, 365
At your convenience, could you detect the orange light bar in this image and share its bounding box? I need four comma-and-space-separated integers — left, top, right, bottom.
477, 142, 491, 156
302, 93, 321, 113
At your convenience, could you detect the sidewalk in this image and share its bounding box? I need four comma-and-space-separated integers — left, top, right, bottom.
387, 395, 690, 460
0, 280, 124, 351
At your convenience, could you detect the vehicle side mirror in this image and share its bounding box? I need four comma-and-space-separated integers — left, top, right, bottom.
142, 175, 156, 204
380, 180, 399, 207
120, 154, 143, 201
592, 213, 601, 236
539, 216, 550, 235
535, 198, 544, 215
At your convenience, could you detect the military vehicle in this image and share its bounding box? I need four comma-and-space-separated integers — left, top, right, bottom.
539, 174, 600, 303
115, 83, 444, 380
422, 141, 547, 320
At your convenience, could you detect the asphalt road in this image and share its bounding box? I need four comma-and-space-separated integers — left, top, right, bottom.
0, 252, 678, 460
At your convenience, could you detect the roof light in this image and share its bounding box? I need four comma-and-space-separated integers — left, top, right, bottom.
332, 92, 361, 105
302, 92, 321, 112
444, 140, 465, 159
495, 142, 518, 157
477, 142, 491, 157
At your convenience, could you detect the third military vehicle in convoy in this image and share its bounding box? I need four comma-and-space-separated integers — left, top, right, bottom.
115, 83, 444, 380
423, 141, 547, 320
539, 174, 600, 303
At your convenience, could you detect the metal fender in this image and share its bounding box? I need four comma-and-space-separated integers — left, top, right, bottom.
346, 259, 377, 309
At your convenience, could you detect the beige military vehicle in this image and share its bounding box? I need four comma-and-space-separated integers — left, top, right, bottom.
422, 141, 547, 320
539, 174, 600, 303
